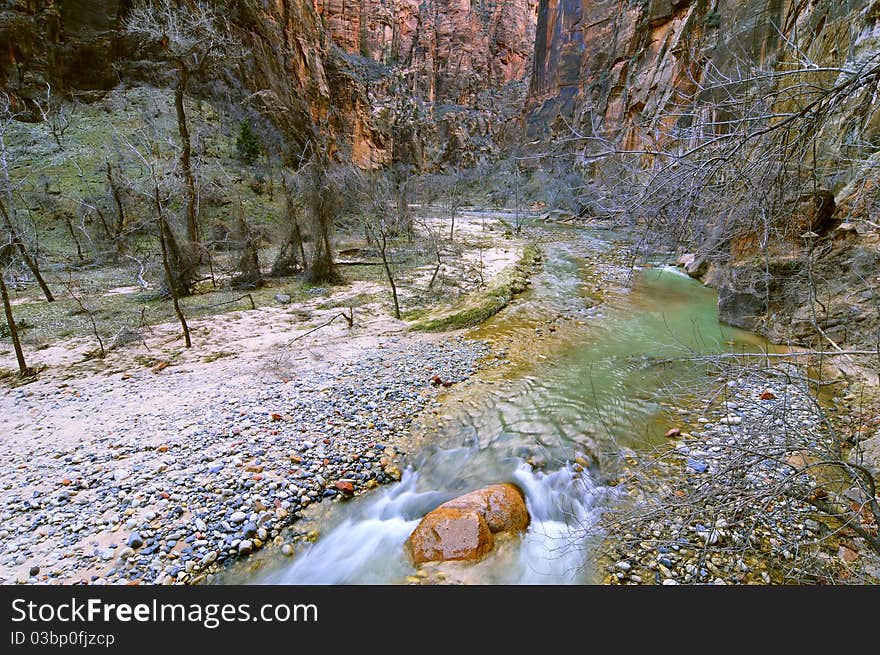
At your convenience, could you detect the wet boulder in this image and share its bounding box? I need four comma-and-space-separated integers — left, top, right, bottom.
405, 508, 494, 566
405, 483, 529, 565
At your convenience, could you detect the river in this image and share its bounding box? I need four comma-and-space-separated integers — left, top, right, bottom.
222, 223, 769, 584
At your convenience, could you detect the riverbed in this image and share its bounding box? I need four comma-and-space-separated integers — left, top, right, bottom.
219, 223, 778, 585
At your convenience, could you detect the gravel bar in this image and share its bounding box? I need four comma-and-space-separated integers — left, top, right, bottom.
0, 335, 489, 585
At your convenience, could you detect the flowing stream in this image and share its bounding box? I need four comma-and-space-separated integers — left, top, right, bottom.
232, 225, 770, 584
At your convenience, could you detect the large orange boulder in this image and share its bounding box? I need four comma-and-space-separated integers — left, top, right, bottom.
438, 483, 530, 533
405, 508, 494, 566
405, 483, 529, 565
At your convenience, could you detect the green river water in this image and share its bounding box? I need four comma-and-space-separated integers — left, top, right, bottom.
229, 225, 770, 584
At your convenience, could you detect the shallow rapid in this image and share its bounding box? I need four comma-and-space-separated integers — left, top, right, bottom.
235, 226, 769, 584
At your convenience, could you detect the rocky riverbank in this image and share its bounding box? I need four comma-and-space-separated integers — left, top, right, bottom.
601, 364, 880, 585
0, 334, 493, 585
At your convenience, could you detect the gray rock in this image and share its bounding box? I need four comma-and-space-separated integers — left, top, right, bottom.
127, 532, 144, 549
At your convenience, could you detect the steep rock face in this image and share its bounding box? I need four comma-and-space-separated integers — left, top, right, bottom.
317, 0, 538, 104
528, 0, 880, 356
528, 0, 804, 147
1, 1, 138, 107
0, 1, 330, 150
1, 1, 537, 167
317, 0, 539, 168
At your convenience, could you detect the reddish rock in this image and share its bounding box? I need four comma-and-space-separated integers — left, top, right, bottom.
405, 507, 494, 566
404, 483, 529, 565
335, 481, 355, 494
317, 0, 537, 102
839, 545, 859, 563
664, 428, 681, 438
438, 483, 530, 534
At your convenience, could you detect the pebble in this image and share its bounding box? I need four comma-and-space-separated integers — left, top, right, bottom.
127, 532, 144, 549
0, 335, 491, 585
608, 366, 856, 585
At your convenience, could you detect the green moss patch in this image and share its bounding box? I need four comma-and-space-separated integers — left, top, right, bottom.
409, 244, 542, 332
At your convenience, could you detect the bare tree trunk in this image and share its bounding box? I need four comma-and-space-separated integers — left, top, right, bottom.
154, 182, 191, 348
233, 196, 262, 289
378, 231, 400, 319
0, 269, 28, 376
63, 213, 84, 261
0, 197, 53, 302
66, 274, 105, 359
428, 247, 442, 290
106, 161, 126, 236
305, 163, 339, 284
271, 182, 308, 277
175, 63, 199, 245
308, 210, 337, 283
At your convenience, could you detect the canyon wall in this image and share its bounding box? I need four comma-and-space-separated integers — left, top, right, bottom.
528, 0, 880, 355
0, 1, 539, 168
0, 1, 331, 154
317, 0, 539, 167
317, 0, 537, 104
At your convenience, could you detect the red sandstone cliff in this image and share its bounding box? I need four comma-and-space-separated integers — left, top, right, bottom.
317, 0, 537, 105
527, 0, 880, 351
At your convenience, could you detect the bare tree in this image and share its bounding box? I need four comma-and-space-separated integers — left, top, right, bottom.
442, 167, 465, 241
229, 191, 263, 290
362, 172, 404, 319
126, 0, 239, 246
270, 170, 308, 277
120, 128, 192, 348
0, 95, 54, 302
64, 270, 106, 359
0, 243, 28, 377
33, 84, 74, 151
295, 155, 358, 285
